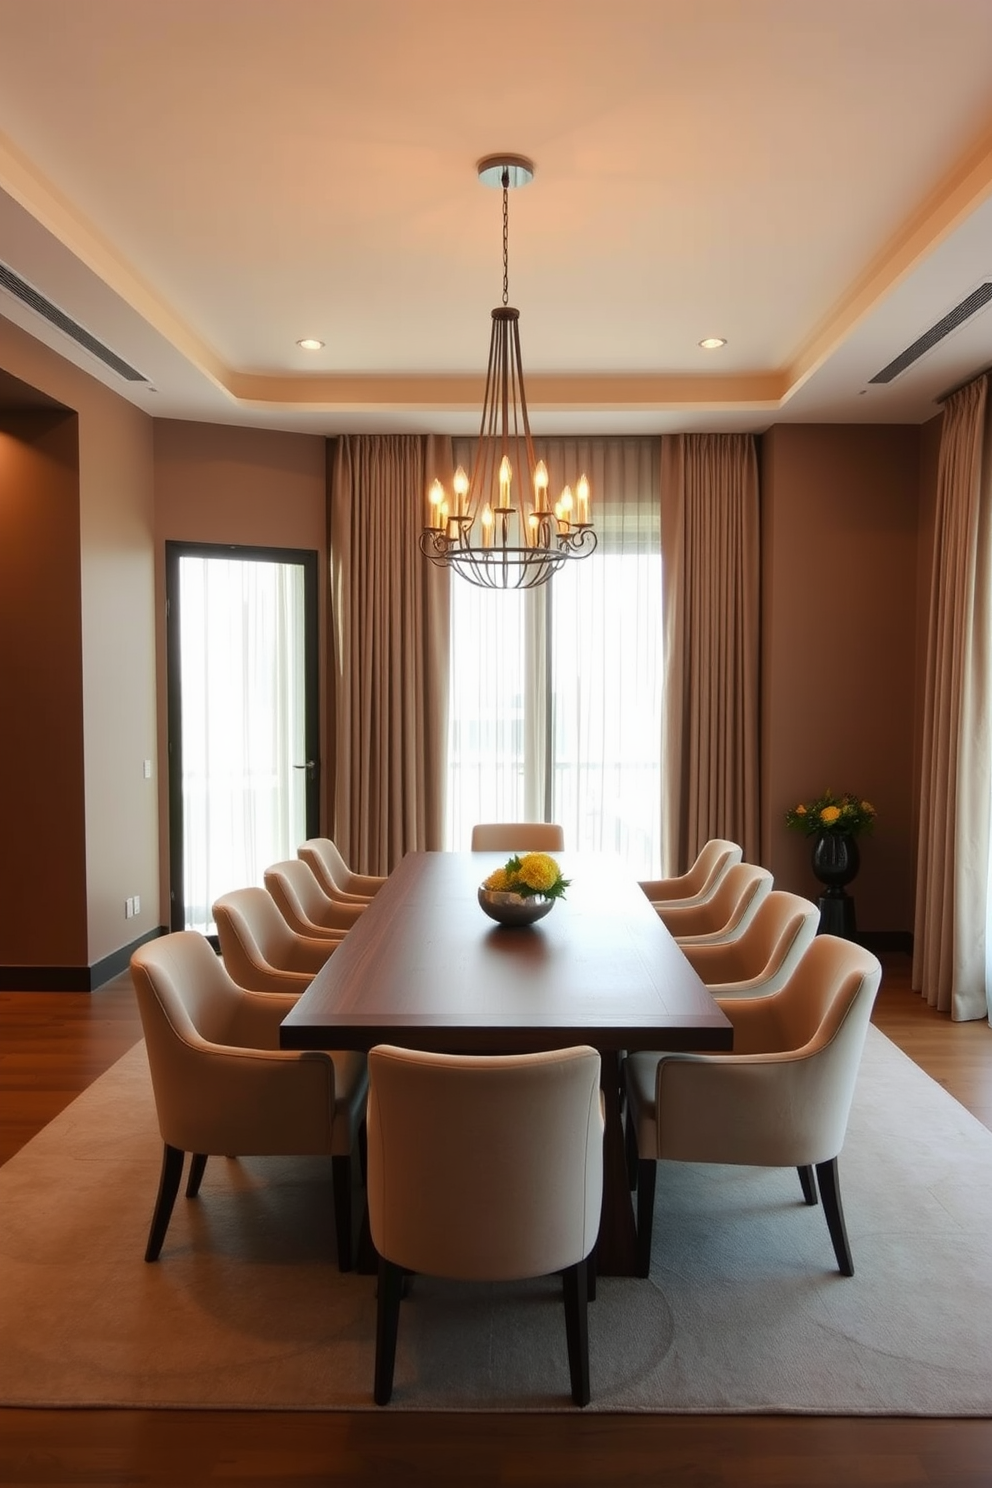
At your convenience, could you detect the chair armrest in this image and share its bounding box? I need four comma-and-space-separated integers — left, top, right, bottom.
150, 1042, 340, 1155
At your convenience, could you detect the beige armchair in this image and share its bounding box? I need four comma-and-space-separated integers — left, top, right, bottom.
679, 890, 819, 998
639, 838, 743, 907
130, 931, 368, 1270
367, 1043, 603, 1406
213, 886, 338, 993
624, 935, 882, 1278
655, 862, 772, 945
264, 858, 364, 936
470, 822, 565, 851
298, 838, 386, 901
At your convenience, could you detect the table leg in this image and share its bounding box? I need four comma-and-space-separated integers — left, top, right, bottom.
594, 1048, 639, 1276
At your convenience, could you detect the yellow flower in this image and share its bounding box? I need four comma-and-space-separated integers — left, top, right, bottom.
483, 867, 512, 891
795, 804, 807, 816
516, 852, 560, 893
820, 805, 841, 824
861, 800, 874, 814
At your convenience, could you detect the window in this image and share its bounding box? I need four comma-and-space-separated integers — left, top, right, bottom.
444, 438, 662, 877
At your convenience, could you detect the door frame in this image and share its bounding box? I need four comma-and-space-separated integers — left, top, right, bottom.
165, 540, 320, 933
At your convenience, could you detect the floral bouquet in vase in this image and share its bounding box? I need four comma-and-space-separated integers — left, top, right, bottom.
478, 852, 570, 927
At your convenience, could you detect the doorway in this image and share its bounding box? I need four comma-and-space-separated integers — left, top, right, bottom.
165, 542, 319, 934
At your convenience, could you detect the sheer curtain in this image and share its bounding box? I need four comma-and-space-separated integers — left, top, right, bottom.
913, 375, 992, 1022
660, 432, 760, 875
328, 434, 451, 874
179, 555, 306, 934
445, 437, 663, 876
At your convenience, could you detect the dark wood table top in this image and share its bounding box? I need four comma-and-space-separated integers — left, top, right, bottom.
280, 850, 732, 1055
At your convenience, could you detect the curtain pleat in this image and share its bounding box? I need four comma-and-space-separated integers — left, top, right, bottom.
660, 433, 760, 875
328, 434, 451, 874
912, 376, 991, 1021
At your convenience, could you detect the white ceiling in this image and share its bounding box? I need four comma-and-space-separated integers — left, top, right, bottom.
2, 0, 992, 436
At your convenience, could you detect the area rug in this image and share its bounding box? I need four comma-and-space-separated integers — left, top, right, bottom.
1, 1026, 990, 1414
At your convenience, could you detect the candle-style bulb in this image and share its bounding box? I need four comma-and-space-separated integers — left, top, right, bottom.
428, 478, 446, 530
498, 455, 512, 507
534, 460, 549, 512
453, 466, 469, 517
576, 473, 590, 526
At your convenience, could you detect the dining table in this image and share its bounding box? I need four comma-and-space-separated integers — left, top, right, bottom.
279, 849, 733, 1276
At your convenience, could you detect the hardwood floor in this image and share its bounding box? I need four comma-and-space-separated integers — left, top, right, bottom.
1, 953, 991, 1487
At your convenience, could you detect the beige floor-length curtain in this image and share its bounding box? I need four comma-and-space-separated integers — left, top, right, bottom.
328, 434, 452, 874
660, 432, 760, 876
913, 375, 992, 1022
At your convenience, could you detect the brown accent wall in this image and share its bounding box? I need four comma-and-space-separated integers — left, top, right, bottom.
760, 424, 921, 934
152, 419, 327, 925
0, 408, 88, 963
0, 314, 157, 978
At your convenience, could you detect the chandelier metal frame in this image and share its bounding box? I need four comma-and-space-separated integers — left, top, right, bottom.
420, 155, 597, 590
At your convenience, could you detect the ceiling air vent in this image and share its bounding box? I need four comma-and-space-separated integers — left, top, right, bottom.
0, 261, 148, 383
869, 282, 992, 385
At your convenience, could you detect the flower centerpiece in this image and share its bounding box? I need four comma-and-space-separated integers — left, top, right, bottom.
785, 790, 876, 913
785, 790, 876, 838
478, 852, 570, 927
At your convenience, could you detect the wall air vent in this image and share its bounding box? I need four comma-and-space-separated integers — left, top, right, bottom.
869, 282, 992, 385
0, 261, 148, 383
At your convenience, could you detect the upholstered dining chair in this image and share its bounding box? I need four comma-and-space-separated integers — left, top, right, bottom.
679, 890, 820, 998
470, 822, 566, 852
655, 862, 773, 946
213, 886, 339, 993
624, 935, 882, 1278
298, 838, 386, 902
264, 858, 364, 936
639, 838, 743, 908
130, 931, 368, 1270
367, 1043, 604, 1407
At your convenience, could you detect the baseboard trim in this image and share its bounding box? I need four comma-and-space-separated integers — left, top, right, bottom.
0, 926, 167, 992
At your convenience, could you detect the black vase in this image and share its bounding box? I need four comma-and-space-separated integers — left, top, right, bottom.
810, 832, 860, 939
811, 831, 860, 897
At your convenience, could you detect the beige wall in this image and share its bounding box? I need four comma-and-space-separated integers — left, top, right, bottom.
0, 308, 943, 968
761, 424, 921, 933
152, 419, 327, 926
0, 315, 157, 973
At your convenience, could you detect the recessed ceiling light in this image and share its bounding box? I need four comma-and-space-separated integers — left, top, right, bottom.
297, 338, 324, 351
699, 337, 727, 350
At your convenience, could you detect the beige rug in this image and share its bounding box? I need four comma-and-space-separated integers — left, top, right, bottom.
1, 1026, 991, 1413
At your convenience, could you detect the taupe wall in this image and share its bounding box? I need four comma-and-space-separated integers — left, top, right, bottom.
153, 419, 327, 927
0, 316, 157, 974
0, 306, 943, 973
760, 424, 922, 933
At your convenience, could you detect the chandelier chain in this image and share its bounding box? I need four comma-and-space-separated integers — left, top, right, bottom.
501, 169, 509, 307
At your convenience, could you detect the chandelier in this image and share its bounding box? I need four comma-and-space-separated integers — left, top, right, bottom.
420, 155, 597, 590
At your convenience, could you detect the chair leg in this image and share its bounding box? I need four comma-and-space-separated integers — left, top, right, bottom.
634, 1158, 657, 1277
586, 1247, 597, 1303
186, 1153, 208, 1198
816, 1157, 854, 1276
797, 1164, 818, 1206
358, 1118, 368, 1187
625, 1107, 639, 1191
145, 1144, 185, 1262
561, 1259, 591, 1407
331, 1154, 354, 1272
374, 1257, 405, 1405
